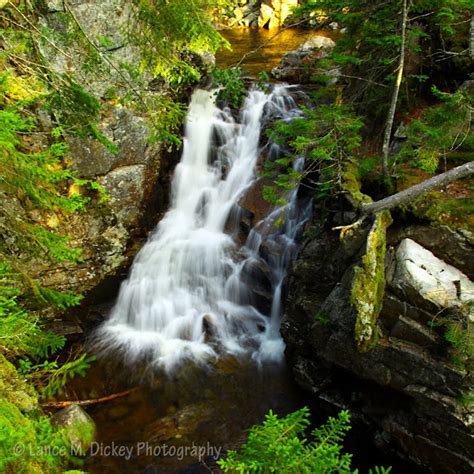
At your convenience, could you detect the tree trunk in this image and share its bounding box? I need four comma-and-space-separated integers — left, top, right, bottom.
361, 161, 474, 215
470, 14, 474, 60
381, 0, 408, 179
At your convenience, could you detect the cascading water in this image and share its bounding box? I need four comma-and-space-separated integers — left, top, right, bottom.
95, 85, 310, 372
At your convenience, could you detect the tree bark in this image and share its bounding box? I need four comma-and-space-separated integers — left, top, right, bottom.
381, 0, 408, 179
470, 14, 474, 60
361, 161, 474, 215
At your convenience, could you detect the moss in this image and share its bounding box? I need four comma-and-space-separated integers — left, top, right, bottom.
0, 359, 75, 473
408, 190, 474, 236
0, 354, 38, 412
351, 210, 393, 352
341, 160, 373, 206
314, 310, 330, 325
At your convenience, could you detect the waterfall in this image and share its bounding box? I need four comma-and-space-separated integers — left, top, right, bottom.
95, 86, 310, 372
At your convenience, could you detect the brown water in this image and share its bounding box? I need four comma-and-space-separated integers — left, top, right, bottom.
58, 356, 306, 473
216, 28, 335, 75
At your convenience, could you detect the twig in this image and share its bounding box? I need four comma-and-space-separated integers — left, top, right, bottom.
41, 386, 142, 408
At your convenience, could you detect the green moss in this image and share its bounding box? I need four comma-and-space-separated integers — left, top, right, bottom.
0, 357, 77, 473
408, 190, 474, 236
314, 310, 330, 325
351, 210, 393, 352
341, 160, 373, 206
0, 354, 38, 412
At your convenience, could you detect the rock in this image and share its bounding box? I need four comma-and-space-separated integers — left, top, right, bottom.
45, 0, 64, 12
259, 3, 277, 29
282, 210, 474, 472
388, 224, 474, 279
271, 35, 337, 83
52, 405, 96, 454
460, 79, 474, 96
390, 315, 440, 348
240, 256, 274, 314
299, 35, 336, 52
389, 238, 474, 317
0, 354, 38, 412
100, 164, 148, 228
68, 105, 156, 179
238, 177, 276, 227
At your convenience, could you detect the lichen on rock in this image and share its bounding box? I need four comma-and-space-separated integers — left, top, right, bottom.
351, 210, 393, 352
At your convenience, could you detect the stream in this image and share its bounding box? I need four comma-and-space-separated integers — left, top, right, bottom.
60, 29, 425, 473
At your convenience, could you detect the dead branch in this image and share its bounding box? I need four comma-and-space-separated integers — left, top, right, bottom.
41, 386, 142, 409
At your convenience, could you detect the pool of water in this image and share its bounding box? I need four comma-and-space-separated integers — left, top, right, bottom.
58, 356, 307, 473
215, 27, 335, 75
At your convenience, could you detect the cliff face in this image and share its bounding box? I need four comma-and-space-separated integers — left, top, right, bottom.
18, 1, 184, 298
282, 206, 474, 472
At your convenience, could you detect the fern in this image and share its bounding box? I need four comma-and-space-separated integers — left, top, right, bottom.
219, 408, 391, 473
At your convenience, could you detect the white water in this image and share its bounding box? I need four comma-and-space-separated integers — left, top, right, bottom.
95, 86, 309, 372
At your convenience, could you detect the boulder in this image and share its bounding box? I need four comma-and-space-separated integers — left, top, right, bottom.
99, 164, 148, 228
299, 35, 336, 52
52, 404, 96, 455
238, 177, 276, 227
68, 105, 156, 179
388, 238, 474, 317
271, 35, 337, 83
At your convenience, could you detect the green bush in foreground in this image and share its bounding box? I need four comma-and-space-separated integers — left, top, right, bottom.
218, 407, 391, 473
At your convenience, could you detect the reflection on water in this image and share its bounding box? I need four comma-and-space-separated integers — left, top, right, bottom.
216, 28, 334, 75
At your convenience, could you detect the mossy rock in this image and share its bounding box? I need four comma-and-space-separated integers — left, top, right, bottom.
341, 160, 373, 206
52, 404, 96, 455
0, 353, 38, 412
351, 210, 393, 352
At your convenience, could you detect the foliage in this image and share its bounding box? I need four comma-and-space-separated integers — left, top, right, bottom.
263, 103, 363, 203
399, 87, 474, 174
294, 0, 472, 121
19, 353, 95, 399
0, 399, 75, 473
210, 66, 247, 108
0, 268, 66, 359
218, 407, 391, 473
129, 0, 230, 87
429, 302, 474, 370
0, 58, 94, 474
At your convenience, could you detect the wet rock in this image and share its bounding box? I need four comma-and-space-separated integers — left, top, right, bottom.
238, 177, 276, 227
52, 404, 96, 454
240, 257, 274, 314
141, 403, 212, 443
271, 34, 337, 83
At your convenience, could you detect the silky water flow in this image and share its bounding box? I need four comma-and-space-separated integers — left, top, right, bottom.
95, 86, 311, 372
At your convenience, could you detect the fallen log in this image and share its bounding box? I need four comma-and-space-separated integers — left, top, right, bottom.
334, 161, 473, 237
361, 161, 474, 216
